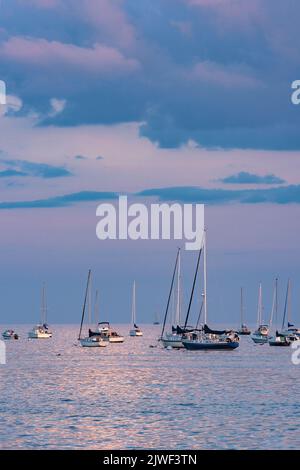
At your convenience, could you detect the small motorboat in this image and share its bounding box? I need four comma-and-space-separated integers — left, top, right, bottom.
89, 322, 125, 343
2, 329, 19, 340
269, 331, 291, 347
28, 324, 52, 339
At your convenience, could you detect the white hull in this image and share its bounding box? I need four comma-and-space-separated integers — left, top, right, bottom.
80, 337, 107, 347
129, 329, 143, 337
109, 336, 124, 343
28, 331, 52, 339
161, 336, 184, 348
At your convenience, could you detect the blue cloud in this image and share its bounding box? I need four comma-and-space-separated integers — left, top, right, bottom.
0, 191, 118, 210
1, 159, 72, 178
0, 169, 27, 178
1, 1, 300, 150
220, 172, 285, 185
137, 185, 300, 205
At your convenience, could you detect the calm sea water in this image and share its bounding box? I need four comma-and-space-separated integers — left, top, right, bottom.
1, 324, 300, 450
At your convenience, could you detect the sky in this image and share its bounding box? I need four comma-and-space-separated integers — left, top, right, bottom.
0, 0, 300, 326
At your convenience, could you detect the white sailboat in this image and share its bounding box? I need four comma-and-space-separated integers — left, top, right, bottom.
129, 281, 143, 337
251, 282, 269, 344
78, 271, 107, 348
161, 249, 185, 348
28, 283, 52, 339
237, 288, 251, 335
280, 280, 300, 339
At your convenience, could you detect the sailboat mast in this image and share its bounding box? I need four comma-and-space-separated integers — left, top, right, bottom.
269, 278, 277, 328
132, 281, 136, 326
94, 290, 99, 324
281, 279, 289, 330
160, 248, 180, 340
175, 249, 181, 326
41, 282, 47, 324
256, 283, 261, 326
78, 270, 91, 340
88, 272, 92, 325
240, 287, 244, 326
288, 279, 291, 326
203, 229, 207, 325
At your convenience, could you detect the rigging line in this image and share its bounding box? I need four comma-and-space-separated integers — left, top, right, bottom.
160, 248, 180, 340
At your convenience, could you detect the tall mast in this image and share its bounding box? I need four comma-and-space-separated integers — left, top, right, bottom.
41, 282, 47, 324
175, 249, 181, 326
256, 283, 262, 326
131, 281, 136, 326
203, 229, 207, 325
94, 289, 99, 324
288, 279, 291, 325
88, 271, 92, 325
275, 277, 278, 328
281, 279, 289, 330
78, 270, 91, 340
269, 279, 277, 327
160, 248, 180, 339
240, 287, 244, 326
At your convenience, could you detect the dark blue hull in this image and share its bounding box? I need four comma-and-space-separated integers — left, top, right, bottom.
183, 341, 239, 350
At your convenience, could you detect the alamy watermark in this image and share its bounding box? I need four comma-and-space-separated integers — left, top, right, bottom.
0, 80, 6, 105
291, 80, 300, 105
96, 196, 204, 251
0, 340, 6, 365
291, 340, 300, 365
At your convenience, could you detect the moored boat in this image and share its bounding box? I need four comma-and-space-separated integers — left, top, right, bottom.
129, 281, 143, 337
237, 288, 251, 335
251, 283, 269, 344
2, 329, 19, 340
28, 283, 52, 339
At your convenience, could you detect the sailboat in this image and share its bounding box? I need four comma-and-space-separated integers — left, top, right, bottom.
237, 288, 251, 335
251, 283, 269, 344
269, 280, 298, 345
28, 283, 52, 339
161, 248, 186, 348
78, 271, 107, 348
279, 280, 300, 339
182, 230, 240, 351
129, 281, 143, 337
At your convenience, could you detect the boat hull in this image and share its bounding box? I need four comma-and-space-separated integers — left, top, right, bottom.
183, 340, 239, 350
28, 332, 52, 339
269, 340, 290, 347
80, 337, 107, 347
109, 336, 124, 343
238, 331, 251, 336
129, 330, 143, 337
251, 334, 268, 344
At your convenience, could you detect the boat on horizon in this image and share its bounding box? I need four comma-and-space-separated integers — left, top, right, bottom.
28, 283, 52, 339
153, 312, 160, 325
237, 288, 251, 335
129, 281, 143, 337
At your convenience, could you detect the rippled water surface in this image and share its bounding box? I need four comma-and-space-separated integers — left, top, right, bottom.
1, 324, 300, 449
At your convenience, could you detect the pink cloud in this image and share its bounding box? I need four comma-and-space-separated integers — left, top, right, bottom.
0, 36, 139, 75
